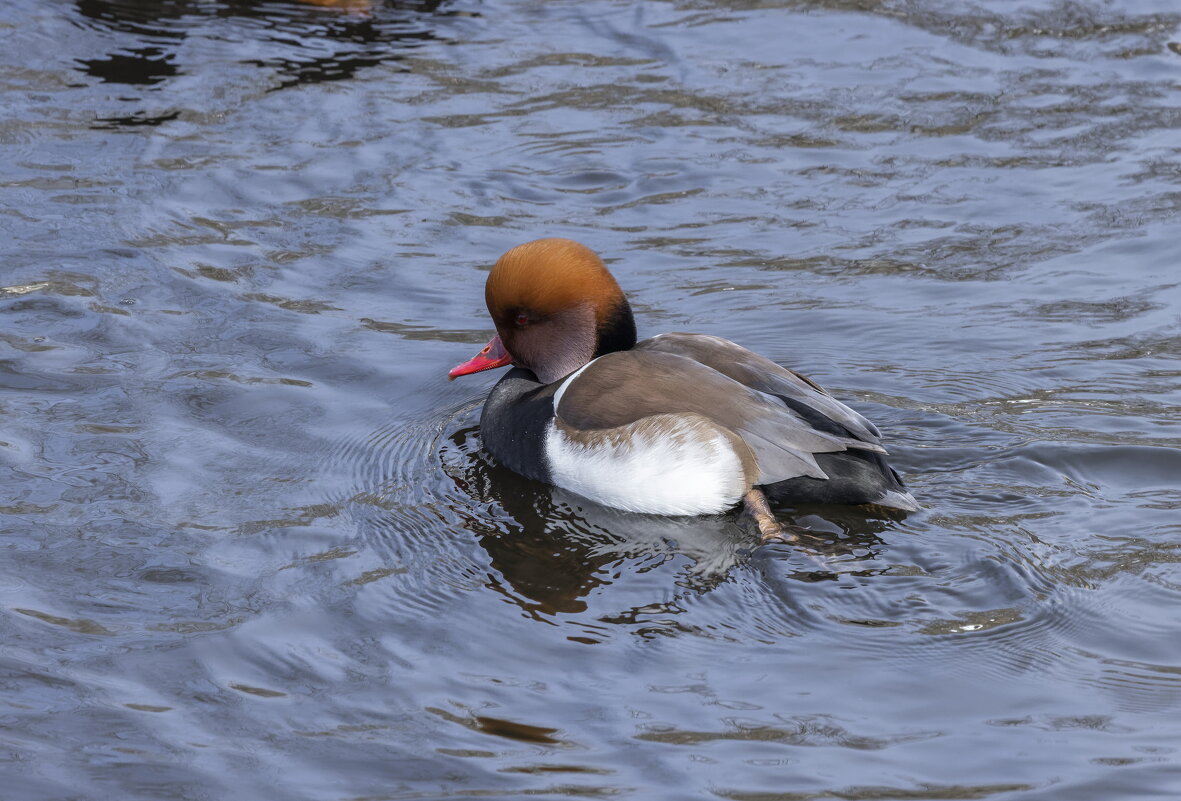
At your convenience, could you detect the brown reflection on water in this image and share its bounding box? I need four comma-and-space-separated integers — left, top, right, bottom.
443, 425, 630, 617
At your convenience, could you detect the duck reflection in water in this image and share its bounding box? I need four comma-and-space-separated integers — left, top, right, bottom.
441, 426, 900, 619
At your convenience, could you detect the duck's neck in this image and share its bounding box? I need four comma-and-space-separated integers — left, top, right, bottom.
594, 298, 637, 358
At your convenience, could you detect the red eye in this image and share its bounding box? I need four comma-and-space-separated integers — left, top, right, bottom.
515, 313, 529, 326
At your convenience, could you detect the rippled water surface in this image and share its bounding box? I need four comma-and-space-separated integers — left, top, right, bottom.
3, 0, 1181, 798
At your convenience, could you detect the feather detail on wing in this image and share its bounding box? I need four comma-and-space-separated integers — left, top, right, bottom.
636, 333, 884, 445
553, 345, 886, 487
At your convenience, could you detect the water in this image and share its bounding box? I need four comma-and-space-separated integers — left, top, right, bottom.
2, 0, 1180, 798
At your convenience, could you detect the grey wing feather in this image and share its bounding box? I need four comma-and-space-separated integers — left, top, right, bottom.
636, 332, 883, 446
724, 383, 884, 485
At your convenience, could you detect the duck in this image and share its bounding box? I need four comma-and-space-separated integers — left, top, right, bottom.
448, 238, 917, 542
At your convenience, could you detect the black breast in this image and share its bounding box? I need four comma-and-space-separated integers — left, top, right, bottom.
479, 368, 558, 483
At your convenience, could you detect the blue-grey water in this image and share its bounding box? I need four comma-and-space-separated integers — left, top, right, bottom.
2, 0, 1180, 798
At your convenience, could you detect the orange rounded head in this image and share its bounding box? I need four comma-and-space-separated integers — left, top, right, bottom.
449, 238, 637, 384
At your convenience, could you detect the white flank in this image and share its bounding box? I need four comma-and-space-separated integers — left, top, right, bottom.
544, 416, 746, 516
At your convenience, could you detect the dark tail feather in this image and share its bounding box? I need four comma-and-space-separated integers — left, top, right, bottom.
762, 451, 918, 512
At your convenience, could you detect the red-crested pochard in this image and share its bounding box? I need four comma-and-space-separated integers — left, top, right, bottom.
449, 238, 917, 542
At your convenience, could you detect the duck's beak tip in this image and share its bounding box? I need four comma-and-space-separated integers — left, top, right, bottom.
448, 335, 511, 379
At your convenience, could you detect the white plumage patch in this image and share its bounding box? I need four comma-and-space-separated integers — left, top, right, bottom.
543, 414, 747, 516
